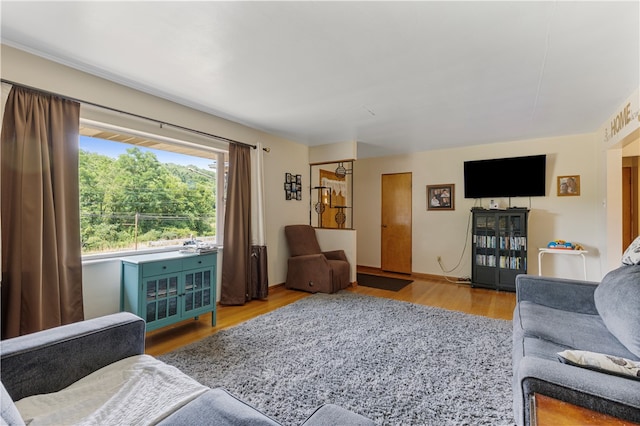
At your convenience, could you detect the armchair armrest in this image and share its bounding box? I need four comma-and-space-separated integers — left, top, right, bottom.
0, 312, 145, 401
515, 275, 599, 314
322, 249, 348, 262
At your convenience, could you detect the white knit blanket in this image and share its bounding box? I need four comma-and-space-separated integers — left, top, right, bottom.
15, 355, 208, 426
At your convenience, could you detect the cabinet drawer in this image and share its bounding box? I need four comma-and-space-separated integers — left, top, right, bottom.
142, 259, 182, 277
183, 254, 214, 271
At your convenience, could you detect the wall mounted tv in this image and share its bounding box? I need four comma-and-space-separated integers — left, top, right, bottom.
463, 154, 546, 198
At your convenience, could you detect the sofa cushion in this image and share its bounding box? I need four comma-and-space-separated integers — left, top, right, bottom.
515, 301, 636, 359
594, 265, 640, 357
558, 350, 640, 380
522, 336, 573, 362
1, 382, 25, 426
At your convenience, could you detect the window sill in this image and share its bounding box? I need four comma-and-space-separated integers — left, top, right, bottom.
81, 245, 223, 265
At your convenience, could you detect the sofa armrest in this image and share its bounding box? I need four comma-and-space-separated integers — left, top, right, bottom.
514, 357, 640, 426
515, 275, 599, 314
0, 312, 145, 401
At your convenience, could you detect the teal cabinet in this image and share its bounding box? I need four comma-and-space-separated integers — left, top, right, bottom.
121, 251, 217, 332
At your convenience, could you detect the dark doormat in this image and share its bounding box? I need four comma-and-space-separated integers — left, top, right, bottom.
356, 273, 413, 292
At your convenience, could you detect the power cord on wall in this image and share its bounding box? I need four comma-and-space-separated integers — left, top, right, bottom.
436, 207, 474, 284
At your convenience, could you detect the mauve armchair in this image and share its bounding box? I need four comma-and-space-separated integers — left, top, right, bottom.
284, 225, 351, 293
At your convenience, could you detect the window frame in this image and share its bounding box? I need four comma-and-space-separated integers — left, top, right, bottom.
78, 119, 228, 261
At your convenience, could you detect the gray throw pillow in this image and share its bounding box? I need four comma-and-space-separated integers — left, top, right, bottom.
622, 235, 640, 265
594, 265, 640, 357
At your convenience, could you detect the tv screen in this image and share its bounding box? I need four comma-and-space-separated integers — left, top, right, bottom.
464, 155, 546, 198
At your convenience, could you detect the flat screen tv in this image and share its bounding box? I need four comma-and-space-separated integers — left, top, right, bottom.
464, 154, 546, 198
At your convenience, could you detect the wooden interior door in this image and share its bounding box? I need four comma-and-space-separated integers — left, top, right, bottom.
622, 165, 637, 250
381, 172, 412, 273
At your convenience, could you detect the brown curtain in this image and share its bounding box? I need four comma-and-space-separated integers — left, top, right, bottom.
1, 86, 84, 339
220, 143, 252, 305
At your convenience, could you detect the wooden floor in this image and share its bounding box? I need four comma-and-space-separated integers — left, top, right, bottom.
145, 267, 516, 356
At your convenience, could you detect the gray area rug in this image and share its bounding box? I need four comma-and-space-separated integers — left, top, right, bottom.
159, 292, 514, 426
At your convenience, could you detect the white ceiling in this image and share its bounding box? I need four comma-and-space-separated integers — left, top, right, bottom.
1, 1, 638, 158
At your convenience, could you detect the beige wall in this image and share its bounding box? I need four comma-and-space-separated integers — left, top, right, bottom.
2, 43, 638, 317
1, 44, 310, 317
354, 86, 638, 282
354, 133, 609, 281
598, 89, 640, 271
309, 141, 357, 164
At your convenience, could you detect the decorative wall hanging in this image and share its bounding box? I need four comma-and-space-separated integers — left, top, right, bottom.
427, 184, 455, 211
557, 175, 580, 196
313, 186, 329, 226
334, 162, 352, 178
309, 160, 354, 229
321, 177, 347, 196
284, 173, 302, 200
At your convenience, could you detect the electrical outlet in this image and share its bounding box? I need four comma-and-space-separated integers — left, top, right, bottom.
437, 256, 441, 262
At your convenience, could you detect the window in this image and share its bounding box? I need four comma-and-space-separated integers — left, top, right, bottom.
79, 125, 227, 257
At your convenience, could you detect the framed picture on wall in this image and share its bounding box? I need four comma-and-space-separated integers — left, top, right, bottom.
557, 175, 580, 196
427, 184, 455, 210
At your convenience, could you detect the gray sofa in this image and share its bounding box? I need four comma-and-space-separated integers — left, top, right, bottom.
512, 267, 640, 426
0, 312, 374, 425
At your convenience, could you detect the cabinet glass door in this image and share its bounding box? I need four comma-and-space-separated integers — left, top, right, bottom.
183, 269, 213, 315
475, 214, 495, 232
510, 216, 522, 233
145, 279, 157, 323
496, 213, 526, 271
168, 277, 179, 317
474, 214, 496, 267
145, 274, 180, 323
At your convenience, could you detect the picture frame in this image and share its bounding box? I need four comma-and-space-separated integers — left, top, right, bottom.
557, 175, 580, 196
427, 184, 455, 210
284, 172, 302, 201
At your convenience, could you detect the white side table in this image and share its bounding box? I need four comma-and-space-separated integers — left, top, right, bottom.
538, 248, 588, 280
